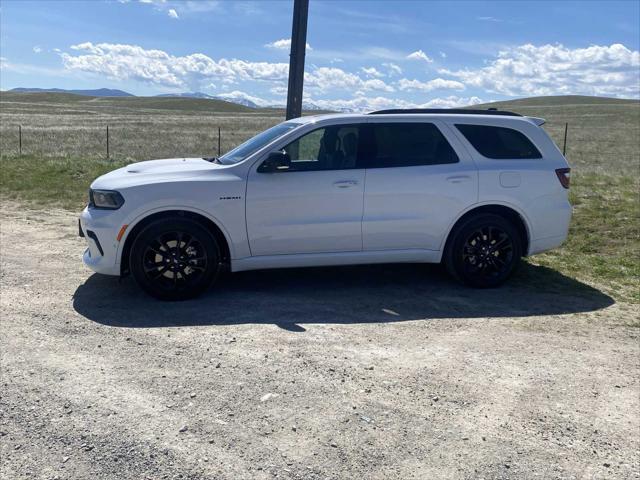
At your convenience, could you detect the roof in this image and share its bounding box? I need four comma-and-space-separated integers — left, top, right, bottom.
368, 108, 522, 116
293, 109, 540, 126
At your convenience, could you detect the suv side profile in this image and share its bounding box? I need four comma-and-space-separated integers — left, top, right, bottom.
79, 109, 572, 300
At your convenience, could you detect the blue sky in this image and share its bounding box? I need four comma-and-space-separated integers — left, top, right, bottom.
1, 0, 639, 110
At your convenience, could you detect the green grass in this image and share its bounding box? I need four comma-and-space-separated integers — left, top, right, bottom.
0, 155, 130, 210
528, 172, 639, 303
1, 92, 638, 303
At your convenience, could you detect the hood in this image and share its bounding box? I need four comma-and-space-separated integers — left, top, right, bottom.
91, 157, 239, 190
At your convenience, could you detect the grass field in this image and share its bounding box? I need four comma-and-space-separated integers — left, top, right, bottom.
0, 91, 283, 159
1, 92, 638, 302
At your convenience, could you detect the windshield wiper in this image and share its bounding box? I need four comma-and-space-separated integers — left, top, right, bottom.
202, 156, 221, 164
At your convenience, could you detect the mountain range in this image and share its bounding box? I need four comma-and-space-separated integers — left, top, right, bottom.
8, 87, 325, 111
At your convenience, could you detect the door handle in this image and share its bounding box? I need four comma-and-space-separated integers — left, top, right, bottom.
333, 180, 358, 188
446, 175, 471, 184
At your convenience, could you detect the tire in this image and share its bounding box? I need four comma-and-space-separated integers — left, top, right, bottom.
129, 217, 220, 300
444, 213, 522, 288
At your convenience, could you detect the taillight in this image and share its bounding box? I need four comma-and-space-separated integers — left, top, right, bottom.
555, 168, 571, 189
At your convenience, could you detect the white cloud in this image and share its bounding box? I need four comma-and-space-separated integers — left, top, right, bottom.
439, 51, 447, 58
304, 66, 394, 93
383, 62, 402, 76
406, 50, 433, 63
306, 94, 483, 113
440, 43, 640, 98
214, 90, 271, 107
265, 38, 312, 51
62, 42, 289, 88
61, 42, 395, 95
33, 46, 43, 54
424, 96, 484, 108
398, 78, 465, 92
168, 8, 179, 19
361, 67, 384, 78
363, 78, 394, 92
477, 16, 502, 22
55, 40, 639, 114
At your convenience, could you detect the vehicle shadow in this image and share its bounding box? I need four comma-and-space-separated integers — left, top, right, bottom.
73, 262, 615, 331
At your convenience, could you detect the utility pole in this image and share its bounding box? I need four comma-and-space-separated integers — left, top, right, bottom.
285, 0, 309, 120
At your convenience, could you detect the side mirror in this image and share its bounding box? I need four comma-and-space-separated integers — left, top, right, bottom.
258, 151, 291, 173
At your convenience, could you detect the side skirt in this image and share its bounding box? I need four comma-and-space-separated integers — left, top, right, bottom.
231, 248, 442, 273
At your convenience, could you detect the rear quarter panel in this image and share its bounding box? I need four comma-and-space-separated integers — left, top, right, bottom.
447, 118, 572, 251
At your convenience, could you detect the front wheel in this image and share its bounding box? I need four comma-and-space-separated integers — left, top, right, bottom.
129, 217, 220, 300
444, 213, 522, 288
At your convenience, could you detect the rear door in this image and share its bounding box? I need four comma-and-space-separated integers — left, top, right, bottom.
246, 123, 366, 256
361, 120, 477, 251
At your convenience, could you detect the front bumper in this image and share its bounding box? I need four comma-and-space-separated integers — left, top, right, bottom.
79, 206, 122, 276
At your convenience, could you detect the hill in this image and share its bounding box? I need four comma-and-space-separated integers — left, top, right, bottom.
475, 95, 639, 109
9, 87, 134, 97
0, 90, 258, 114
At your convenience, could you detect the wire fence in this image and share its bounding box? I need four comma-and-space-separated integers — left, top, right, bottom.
1, 119, 639, 173
0, 111, 283, 161
4, 124, 234, 160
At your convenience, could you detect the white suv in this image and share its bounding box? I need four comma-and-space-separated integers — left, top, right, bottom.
79, 109, 572, 300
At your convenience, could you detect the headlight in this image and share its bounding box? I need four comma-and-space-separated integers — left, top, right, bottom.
89, 189, 125, 210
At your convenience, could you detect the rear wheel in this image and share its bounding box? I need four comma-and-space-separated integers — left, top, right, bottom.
129, 217, 220, 300
444, 213, 522, 288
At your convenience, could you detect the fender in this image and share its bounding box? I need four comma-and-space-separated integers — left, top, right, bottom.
114, 205, 236, 266
439, 200, 534, 253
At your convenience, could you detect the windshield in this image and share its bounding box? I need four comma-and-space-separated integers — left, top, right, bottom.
218, 122, 300, 165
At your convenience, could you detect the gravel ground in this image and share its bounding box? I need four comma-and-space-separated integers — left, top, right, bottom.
1, 202, 639, 480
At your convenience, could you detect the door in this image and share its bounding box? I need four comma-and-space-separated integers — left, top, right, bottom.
361, 121, 478, 251
246, 124, 366, 256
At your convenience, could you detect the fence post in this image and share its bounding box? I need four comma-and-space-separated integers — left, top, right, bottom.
106, 125, 110, 160
562, 122, 568, 156
217, 126, 221, 156
19, 125, 22, 156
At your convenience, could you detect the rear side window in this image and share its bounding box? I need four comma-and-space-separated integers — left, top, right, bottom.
456, 124, 542, 159
365, 123, 459, 168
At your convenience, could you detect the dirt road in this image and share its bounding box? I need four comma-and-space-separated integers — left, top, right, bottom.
1, 202, 638, 479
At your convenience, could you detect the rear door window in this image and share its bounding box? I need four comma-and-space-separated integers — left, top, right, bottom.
364, 123, 459, 168
455, 124, 542, 159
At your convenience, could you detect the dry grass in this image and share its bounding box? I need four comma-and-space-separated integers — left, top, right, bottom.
0, 92, 284, 159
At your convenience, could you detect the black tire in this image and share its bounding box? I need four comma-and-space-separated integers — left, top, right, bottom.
444, 213, 522, 288
129, 217, 220, 300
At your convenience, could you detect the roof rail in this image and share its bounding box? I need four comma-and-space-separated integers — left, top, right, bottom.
368, 108, 522, 117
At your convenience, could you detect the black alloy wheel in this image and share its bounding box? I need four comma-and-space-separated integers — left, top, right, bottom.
445, 213, 522, 288
130, 217, 220, 300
